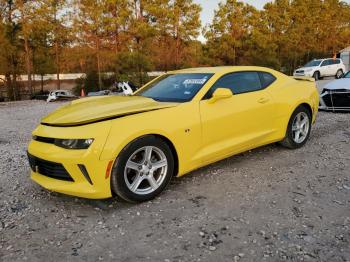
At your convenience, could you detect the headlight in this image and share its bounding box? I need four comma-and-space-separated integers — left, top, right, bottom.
54, 138, 94, 149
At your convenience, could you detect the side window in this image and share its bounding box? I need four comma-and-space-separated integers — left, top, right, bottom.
259, 72, 276, 89
205, 72, 262, 98
321, 60, 328, 66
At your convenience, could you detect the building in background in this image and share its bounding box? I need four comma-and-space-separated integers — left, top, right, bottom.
339, 46, 350, 72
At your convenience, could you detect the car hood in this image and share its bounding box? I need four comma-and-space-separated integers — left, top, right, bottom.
296, 66, 317, 71
41, 95, 179, 126
324, 78, 350, 90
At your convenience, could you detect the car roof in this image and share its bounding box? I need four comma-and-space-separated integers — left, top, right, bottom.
168, 66, 278, 74
313, 58, 340, 61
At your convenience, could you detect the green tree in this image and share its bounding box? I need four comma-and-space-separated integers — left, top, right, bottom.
17, 0, 37, 94
37, 0, 70, 90
0, 0, 21, 100
205, 0, 258, 66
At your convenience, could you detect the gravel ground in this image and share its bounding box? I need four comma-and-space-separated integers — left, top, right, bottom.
0, 81, 349, 261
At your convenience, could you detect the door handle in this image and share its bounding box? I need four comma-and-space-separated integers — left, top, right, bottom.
258, 97, 269, 104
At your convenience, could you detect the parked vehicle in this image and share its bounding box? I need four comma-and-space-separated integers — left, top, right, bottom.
47, 90, 77, 102
87, 90, 112, 96
28, 66, 319, 202
87, 82, 139, 97
31, 90, 50, 100
294, 58, 346, 80
116, 81, 138, 95
319, 71, 350, 111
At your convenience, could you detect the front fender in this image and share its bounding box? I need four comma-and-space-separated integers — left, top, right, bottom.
99, 103, 202, 176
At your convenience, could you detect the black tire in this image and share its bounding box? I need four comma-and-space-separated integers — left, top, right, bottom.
111, 135, 174, 203
336, 69, 343, 79
313, 71, 320, 81
280, 105, 312, 149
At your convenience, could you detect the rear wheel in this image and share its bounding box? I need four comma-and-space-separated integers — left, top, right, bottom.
111, 136, 174, 203
336, 69, 343, 79
313, 71, 320, 81
280, 106, 311, 149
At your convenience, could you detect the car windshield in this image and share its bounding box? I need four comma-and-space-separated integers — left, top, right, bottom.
304, 60, 322, 67
343, 71, 350, 78
136, 73, 213, 102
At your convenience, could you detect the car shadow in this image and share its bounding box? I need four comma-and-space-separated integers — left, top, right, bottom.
35, 137, 317, 212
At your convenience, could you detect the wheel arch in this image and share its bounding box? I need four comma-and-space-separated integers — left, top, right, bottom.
281, 102, 313, 138
151, 134, 179, 177
113, 133, 180, 177
313, 70, 320, 79
299, 102, 313, 118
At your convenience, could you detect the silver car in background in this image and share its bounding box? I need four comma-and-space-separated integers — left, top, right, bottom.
319, 71, 350, 111
47, 90, 77, 102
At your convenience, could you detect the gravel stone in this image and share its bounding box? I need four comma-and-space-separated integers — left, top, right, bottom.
0, 82, 349, 261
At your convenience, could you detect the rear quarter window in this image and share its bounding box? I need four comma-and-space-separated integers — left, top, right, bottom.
259, 72, 276, 89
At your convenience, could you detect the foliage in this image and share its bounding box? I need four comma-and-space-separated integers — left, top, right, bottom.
204, 0, 350, 74
1, 0, 350, 100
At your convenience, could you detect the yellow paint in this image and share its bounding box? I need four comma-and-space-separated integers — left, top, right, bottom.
28, 66, 319, 199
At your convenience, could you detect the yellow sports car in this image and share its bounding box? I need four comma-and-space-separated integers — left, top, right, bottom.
27, 67, 319, 202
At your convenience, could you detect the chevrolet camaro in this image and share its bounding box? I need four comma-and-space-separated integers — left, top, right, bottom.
27, 67, 319, 202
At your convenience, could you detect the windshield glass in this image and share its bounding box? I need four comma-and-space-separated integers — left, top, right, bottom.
343, 71, 350, 78
304, 60, 322, 67
136, 73, 213, 102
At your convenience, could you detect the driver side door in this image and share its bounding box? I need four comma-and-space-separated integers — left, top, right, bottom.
198, 71, 278, 165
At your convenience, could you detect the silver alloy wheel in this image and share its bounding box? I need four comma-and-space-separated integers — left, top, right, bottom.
292, 112, 310, 144
124, 146, 168, 195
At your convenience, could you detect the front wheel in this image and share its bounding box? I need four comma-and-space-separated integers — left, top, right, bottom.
280, 106, 312, 149
111, 136, 174, 203
313, 71, 320, 81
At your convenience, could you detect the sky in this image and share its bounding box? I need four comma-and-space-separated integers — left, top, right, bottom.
193, 0, 271, 41
194, 0, 270, 26
194, 0, 350, 42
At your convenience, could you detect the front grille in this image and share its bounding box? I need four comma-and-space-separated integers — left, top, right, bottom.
321, 89, 350, 108
27, 153, 74, 182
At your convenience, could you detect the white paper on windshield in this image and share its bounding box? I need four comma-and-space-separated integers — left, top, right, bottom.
183, 78, 207, 85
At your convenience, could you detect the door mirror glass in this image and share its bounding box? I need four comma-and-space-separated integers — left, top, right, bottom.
209, 88, 233, 103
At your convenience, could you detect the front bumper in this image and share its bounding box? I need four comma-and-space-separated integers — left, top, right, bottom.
319, 89, 350, 112
293, 72, 313, 77
27, 121, 114, 199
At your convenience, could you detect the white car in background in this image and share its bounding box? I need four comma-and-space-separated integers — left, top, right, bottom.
294, 58, 346, 80
47, 90, 76, 102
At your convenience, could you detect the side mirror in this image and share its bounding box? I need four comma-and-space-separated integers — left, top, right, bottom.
209, 88, 233, 103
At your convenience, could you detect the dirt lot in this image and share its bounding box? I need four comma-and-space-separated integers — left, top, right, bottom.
0, 81, 349, 262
